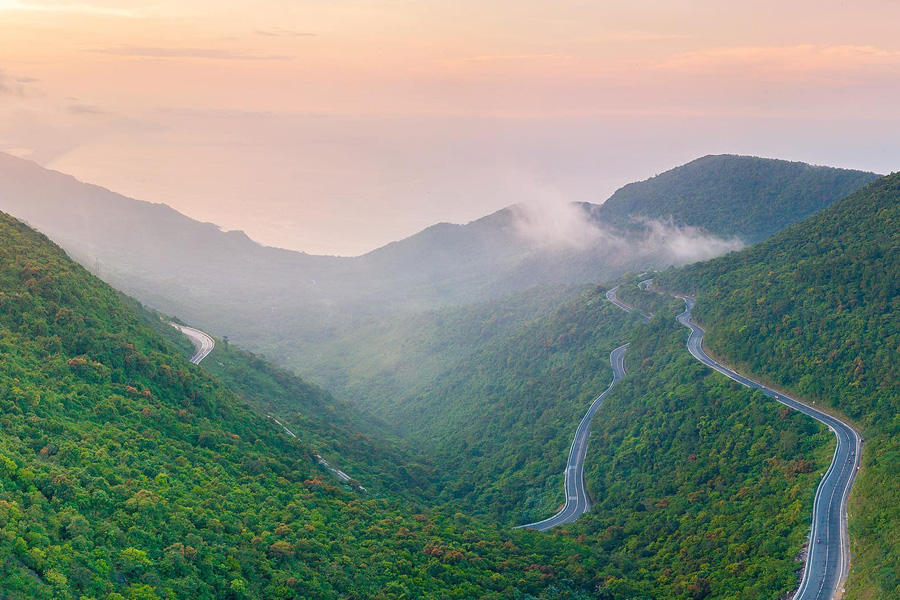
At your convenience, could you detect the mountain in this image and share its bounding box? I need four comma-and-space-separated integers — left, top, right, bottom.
576, 293, 833, 600
0, 152, 879, 407
0, 210, 607, 599
655, 171, 900, 598
0, 153, 876, 327
591, 154, 879, 243
342, 274, 834, 598
0, 211, 837, 598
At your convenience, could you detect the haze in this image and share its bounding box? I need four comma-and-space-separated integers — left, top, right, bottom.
2, 0, 900, 255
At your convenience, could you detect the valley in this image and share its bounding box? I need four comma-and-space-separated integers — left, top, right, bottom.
4, 2, 898, 598
0, 155, 895, 599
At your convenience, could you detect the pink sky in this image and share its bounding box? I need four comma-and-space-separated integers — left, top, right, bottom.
2, 0, 900, 255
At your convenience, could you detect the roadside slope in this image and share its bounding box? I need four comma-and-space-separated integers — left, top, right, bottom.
657, 172, 900, 597
574, 299, 833, 599
0, 211, 605, 599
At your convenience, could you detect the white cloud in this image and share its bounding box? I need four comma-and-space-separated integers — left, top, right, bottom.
511, 199, 744, 265
0, 0, 139, 17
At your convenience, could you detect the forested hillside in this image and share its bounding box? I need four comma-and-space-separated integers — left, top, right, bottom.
575, 300, 833, 599
0, 152, 878, 397
593, 155, 879, 243
394, 288, 641, 523
655, 172, 900, 598
0, 209, 848, 599
199, 340, 438, 499
286, 285, 588, 414
0, 211, 606, 599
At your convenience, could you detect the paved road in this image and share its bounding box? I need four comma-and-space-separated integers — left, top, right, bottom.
519, 344, 629, 531
268, 415, 367, 492
670, 294, 862, 600
607, 284, 862, 598
170, 323, 215, 364
606, 285, 650, 323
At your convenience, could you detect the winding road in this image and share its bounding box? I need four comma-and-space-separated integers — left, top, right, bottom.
519, 343, 629, 531
608, 285, 861, 599
606, 285, 650, 323
170, 323, 215, 365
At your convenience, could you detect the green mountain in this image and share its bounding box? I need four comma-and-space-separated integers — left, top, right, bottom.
655, 171, 900, 597
0, 152, 877, 368
0, 208, 843, 599
395, 279, 834, 598
592, 154, 879, 243
577, 298, 833, 599
0, 211, 603, 599
390, 286, 640, 523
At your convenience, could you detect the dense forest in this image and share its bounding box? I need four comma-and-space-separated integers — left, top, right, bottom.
0, 209, 843, 599
656, 172, 900, 597
199, 339, 438, 499
573, 295, 832, 599
397, 288, 641, 523
592, 155, 878, 243
0, 212, 604, 599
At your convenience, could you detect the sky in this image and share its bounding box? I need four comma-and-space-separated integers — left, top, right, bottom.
2, 0, 900, 255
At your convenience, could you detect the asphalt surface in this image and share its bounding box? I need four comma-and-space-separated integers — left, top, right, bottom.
670, 294, 861, 600
606, 284, 861, 598
606, 288, 862, 600
606, 285, 650, 323
170, 323, 215, 364
519, 343, 629, 531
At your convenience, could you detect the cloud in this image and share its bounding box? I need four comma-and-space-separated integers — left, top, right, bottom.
656, 45, 900, 82
0, 0, 139, 17
0, 69, 37, 95
637, 219, 744, 263
89, 45, 293, 61
66, 98, 111, 115
255, 28, 316, 38
511, 201, 743, 266
441, 53, 571, 68
511, 201, 603, 250
610, 31, 688, 42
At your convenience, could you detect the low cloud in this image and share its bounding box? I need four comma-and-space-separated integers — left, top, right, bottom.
637, 219, 744, 263
512, 201, 743, 267
511, 201, 603, 250
90, 45, 293, 61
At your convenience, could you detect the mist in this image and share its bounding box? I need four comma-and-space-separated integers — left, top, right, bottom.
511, 199, 745, 265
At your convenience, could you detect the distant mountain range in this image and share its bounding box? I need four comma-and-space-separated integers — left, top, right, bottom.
0, 152, 877, 355
0, 149, 894, 598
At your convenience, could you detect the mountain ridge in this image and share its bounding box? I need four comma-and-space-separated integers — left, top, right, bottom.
0, 151, 879, 390
655, 170, 900, 597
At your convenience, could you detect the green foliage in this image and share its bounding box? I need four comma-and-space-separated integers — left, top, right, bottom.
201, 339, 439, 498
0, 206, 850, 600
656, 172, 900, 598
396, 287, 641, 523
614, 279, 680, 316
576, 313, 832, 599
0, 212, 603, 599
594, 154, 878, 243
